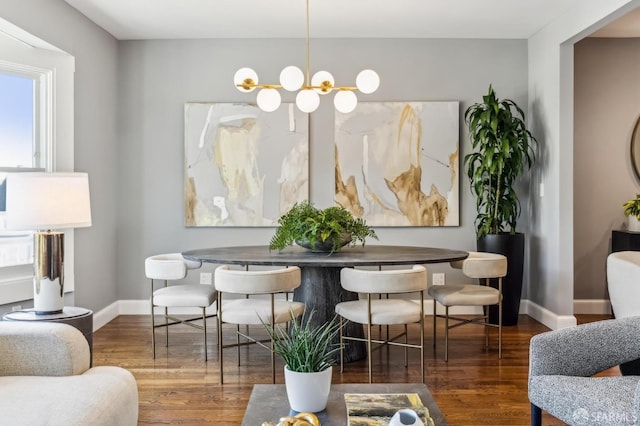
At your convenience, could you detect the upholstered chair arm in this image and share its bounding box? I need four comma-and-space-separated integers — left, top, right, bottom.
529, 316, 640, 378
0, 321, 90, 377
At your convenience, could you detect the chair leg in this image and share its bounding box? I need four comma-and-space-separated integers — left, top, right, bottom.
432, 299, 437, 348
485, 305, 490, 349
499, 288, 503, 359
404, 324, 408, 367
420, 301, 424, 383
367, 321, 372, 384
339, 316, 344, 374
150, 281, 156, 359
531, 404, 542, 426
236, 324, 240, 366
444, 306, 449, 362
270, 294, 276, 384
164, 306, 169, 347
202, 307, 208, 362
218, 294, 224, 384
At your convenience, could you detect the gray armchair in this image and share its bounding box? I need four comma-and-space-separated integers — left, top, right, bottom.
528, 316, 640, 426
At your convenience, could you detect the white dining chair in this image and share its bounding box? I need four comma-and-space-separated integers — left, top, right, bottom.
146, 253, 217, 361
214, 265, 305, 384
335, 265, 428, 383
428, 251, 507, 361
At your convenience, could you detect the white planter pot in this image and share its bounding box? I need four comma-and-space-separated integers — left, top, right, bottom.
284, 365, 332, 413
629, 215, 640, 232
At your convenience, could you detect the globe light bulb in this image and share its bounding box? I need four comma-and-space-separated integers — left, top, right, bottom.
256, 88, 281, 112
356, 69, 380, 94
334, 90, 358, 114
280, 66, 304, 91
296, 89, 320, 113
233, 67, 259, 93
311, 71, 335, 94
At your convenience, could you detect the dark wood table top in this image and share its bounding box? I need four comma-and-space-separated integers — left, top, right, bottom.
242, 383, 447, 425
183, 245, 468, 268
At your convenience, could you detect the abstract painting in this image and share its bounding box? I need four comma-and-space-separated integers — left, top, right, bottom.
184, 103, 309, 226
335, 101, 459, 226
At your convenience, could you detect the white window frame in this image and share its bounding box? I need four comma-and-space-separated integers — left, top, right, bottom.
0, 28, 75, 306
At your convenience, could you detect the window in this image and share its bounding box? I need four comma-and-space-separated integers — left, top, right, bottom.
0, 69, 49, 269
0, 25, 74, 306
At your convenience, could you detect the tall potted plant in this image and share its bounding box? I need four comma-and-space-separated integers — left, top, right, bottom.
464, 85, 536, 325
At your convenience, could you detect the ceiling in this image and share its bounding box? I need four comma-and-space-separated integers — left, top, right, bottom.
62, 0, 594, 40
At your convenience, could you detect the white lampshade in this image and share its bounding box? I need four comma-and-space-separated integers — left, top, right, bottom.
311, 70, 334, 94
334, 90, 358, 114
296, 89, 320, 113
256, 88, 282, 112
356, 69, 380, 94
279, 66, 304, 91
233, 67, 259, 93
6, 172, 92, 231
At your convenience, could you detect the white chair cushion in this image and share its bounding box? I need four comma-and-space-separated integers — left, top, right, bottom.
220, 299, 305, 325
449, 252, 507, 279
428, 284, 500, 306
340, 265, 427, 294
153, 284, 216, 308
145, 255, 187, 280
214, 265, 301, 294
335, 299, 423, 325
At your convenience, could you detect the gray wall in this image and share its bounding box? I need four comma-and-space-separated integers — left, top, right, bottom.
0, 0, 120, 312
573, 37, 640, 299
117, 38, 529, 300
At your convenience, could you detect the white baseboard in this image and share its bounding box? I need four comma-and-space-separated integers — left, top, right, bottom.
92, 300, 217, 331
93, 298, 600, 332
519, 299, 577, 330
573, 299, 611, 315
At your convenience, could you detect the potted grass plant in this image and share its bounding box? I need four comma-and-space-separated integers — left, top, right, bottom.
262, 310, 341, 413
269, 200, 377, 253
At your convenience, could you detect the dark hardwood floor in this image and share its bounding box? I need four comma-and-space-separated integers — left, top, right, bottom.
93, 314, 613, 425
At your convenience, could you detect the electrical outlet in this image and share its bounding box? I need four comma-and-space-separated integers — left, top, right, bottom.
432, 273, 445, 285
11, 305, 22, 312
200, 272, 212, 285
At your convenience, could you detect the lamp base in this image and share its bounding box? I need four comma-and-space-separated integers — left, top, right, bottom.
34, 232, 64, 315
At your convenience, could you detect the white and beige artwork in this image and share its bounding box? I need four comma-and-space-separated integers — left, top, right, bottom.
335, 101, 459, 226
185, 103, 309, 226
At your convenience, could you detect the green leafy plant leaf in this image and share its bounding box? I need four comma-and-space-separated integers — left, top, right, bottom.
464, 85, 537, 237
269, 201, 378, 253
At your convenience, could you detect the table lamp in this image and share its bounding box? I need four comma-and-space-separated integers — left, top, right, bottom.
5, 172, 92, 314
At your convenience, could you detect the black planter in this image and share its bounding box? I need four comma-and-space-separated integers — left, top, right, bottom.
477, 232, 525, 326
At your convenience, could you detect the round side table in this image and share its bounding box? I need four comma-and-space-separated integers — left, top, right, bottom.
3, 306, 94, 365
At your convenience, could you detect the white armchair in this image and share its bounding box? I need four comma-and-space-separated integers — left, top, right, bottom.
607, 251, 640, 318
0, 321, 138, 426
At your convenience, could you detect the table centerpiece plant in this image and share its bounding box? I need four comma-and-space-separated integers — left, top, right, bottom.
261, 309, 342, 413
269, 200, 378, 253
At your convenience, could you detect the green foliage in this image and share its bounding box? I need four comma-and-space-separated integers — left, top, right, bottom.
262, 310, 342, 373
464, 85, 536, 238
269, 201, 378, 253
623, 194, 640, 218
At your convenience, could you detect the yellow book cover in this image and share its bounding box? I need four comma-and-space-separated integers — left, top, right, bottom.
344, 393, 435, 426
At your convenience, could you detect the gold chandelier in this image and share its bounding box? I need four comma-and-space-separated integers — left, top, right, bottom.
233, 0, 379, 113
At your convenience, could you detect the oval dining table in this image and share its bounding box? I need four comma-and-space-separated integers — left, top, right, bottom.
182, 245, 468, 363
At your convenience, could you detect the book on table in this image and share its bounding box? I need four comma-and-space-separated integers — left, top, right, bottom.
344, 393, 435, 426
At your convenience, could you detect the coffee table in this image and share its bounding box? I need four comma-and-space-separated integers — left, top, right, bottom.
242, 383, 447, 425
